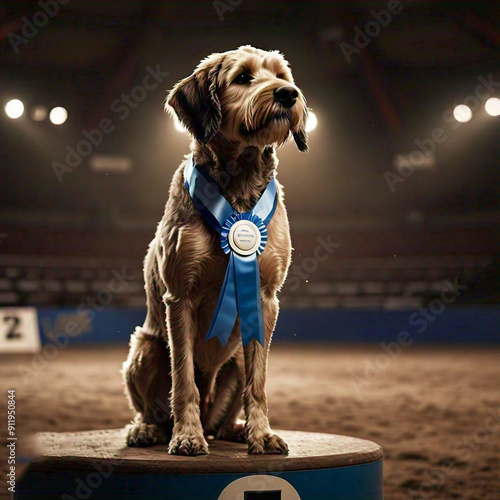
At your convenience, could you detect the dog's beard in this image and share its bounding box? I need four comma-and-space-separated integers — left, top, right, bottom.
220, 85, 306, 148
240, 113, 292, 147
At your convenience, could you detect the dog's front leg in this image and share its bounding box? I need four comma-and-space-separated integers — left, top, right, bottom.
243, 297, 289, 455
165, 297, 209, 456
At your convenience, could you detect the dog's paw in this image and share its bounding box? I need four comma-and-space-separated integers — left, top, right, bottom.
247, 432, 289, 455
168, 433, 209, 456
126, 422, 168, 447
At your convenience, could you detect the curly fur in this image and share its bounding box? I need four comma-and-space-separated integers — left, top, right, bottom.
122, 45, 308, 455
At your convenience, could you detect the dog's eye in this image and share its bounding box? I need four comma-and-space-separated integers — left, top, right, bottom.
277, 73, 285, 80
233, 72, 252, 84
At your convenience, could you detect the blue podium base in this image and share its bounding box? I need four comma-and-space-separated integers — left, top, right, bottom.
16, 429, 384, 500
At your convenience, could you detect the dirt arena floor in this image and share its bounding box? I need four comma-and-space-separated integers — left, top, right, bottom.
1, 343, 498, 499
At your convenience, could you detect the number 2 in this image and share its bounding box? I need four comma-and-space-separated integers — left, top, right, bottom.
3, 316, 21, 339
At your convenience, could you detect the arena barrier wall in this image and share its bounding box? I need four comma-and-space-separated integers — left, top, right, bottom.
1, 307, 498, 352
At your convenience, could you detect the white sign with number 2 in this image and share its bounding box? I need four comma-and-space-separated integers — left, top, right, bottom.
0, 308, 41, 353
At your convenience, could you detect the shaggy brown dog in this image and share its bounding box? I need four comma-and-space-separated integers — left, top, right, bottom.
122, 45, 308, 456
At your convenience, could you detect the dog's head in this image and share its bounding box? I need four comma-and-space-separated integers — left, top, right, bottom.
166, 45, 308, 152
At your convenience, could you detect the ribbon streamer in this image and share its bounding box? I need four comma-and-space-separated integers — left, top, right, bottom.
184, 154, 277, 347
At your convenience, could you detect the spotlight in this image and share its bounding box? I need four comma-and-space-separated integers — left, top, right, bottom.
173, 116, 187, 133
49, 106, 68, 125
453, 104, 472, 123
305, 110, 317, 132
31, 105, 48, 122
485, 97, 500, 117
5, 99, 24, 119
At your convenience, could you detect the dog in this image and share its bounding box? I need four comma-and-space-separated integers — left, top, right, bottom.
122, 45, 308, 456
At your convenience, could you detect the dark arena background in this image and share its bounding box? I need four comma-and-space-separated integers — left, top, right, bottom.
0, 1, 499, 499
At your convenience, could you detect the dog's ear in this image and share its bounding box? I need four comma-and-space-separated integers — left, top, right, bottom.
292, 108, 309, 152
293, 128, 309, 152
166, 59, 222, 144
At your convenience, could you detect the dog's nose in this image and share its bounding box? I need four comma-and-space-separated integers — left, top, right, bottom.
274, 86, 298, 108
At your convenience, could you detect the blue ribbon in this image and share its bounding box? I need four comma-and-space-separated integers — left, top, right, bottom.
184, 154, 277, 347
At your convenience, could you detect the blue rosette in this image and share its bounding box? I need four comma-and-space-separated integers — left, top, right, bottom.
184, 154, 278, 347
220, 212, 268, 255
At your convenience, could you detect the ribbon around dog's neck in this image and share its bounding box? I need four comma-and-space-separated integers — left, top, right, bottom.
184, 154, 278, 348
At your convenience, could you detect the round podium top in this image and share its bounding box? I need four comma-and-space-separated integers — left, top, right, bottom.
32, 429, 382, 475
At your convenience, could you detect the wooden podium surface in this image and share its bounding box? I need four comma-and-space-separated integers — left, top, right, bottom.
31, 428, 383, 473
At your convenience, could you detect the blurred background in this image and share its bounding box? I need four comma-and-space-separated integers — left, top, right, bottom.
0, 0, 498, 324
0, 1, 499, 498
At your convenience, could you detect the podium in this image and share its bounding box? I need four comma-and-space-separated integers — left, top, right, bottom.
15, 428, 383, 499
